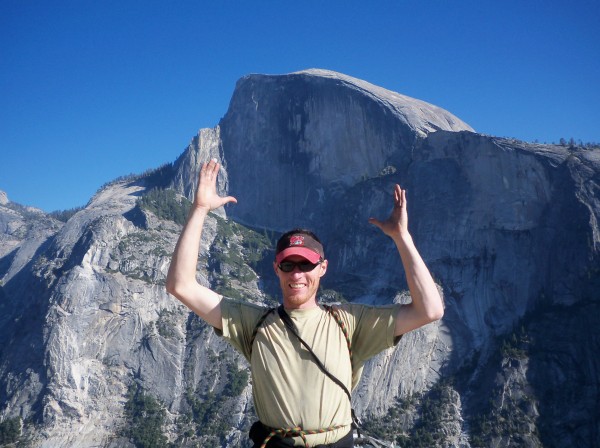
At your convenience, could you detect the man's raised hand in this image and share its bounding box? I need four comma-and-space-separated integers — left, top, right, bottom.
368, 184, 408, 239
195, 158, 237, 212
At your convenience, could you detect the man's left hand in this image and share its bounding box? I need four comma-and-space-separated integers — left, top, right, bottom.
368, 184, 408, 239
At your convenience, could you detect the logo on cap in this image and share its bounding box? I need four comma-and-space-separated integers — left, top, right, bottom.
290, 235, 305, 246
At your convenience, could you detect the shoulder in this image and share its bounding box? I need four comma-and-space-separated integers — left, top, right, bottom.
333, 302, 400, 333
332, 303, 402, 360
218, 298, 274, 354
334, 302, 399, 317
221, 297, 274, 324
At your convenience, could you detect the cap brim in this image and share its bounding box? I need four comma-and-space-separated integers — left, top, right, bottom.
275, 247, 322, 264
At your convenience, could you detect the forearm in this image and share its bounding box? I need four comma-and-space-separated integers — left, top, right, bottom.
166, 206, 223, 328
393, 232, 444, 335
167, 206, 207, 291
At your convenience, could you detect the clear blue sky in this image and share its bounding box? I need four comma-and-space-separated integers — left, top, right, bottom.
1, 0, 599, 212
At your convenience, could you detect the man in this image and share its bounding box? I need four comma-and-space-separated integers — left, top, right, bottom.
166, 159, 443, 447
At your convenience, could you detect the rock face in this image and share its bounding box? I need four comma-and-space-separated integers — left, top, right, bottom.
0, 69, 598, 448
220, 69, 473, 231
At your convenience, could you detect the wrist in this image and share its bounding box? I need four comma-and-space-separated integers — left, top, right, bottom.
190, 204, 210, 217
392, 231, 413, 246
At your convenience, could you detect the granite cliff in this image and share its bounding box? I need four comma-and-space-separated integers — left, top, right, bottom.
0, 70, 598, 447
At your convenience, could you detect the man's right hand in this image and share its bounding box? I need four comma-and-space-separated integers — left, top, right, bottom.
195, 158, 237, 212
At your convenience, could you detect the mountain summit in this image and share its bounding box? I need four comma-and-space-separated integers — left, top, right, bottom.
219, 69, 472, 231
278, 69, 473, 135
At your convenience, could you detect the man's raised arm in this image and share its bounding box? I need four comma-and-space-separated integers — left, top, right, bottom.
369, 184, 444, 336
166, 159, 237, 329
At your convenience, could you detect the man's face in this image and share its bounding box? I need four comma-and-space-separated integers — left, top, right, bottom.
274, 255, 328, 309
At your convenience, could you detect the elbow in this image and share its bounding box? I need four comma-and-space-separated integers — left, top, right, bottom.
419, 309, 443, 328
165, 275, 179, 298
425, 291, 444, 323
423, 299, 444, 324
165, 282, 175, 297
166, 276, 195, 302
165, 267, 187, 298
429, 306, 444, 322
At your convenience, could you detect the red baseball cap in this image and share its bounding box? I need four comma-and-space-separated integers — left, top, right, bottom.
275, 232, 324, 264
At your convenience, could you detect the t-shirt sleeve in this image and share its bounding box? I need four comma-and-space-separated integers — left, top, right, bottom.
215, 297, 270, 361
341, 303, 401, 366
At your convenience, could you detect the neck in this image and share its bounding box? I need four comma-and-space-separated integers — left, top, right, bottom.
282, 297, 319, 310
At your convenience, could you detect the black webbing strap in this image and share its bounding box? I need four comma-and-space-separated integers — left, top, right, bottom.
276, 305, 361, 428
249, 308, 276, 357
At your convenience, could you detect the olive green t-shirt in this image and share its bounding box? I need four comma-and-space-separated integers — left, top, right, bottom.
218, 298, 401, 446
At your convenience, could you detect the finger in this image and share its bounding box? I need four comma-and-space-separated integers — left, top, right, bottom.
368, 217, 383, 229
394, 184, 402, 206
213, 196, 238, 209
200, 160, 215, 177
401, 189, 407, 207
207, 159, 219, 178
198, 162, 209, 187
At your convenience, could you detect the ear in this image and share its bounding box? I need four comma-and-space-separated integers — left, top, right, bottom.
273, 261, 279, 276
318, 259, 328, 278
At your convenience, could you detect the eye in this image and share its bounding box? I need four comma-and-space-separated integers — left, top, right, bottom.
299, 262, 315, 272
279, 262, 295, 272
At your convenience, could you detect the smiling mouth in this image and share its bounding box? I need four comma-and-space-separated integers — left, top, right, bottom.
289, 283, 305, 289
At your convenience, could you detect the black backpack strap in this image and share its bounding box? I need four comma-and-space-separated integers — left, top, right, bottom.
323, 304, 353, 367
249, 307, 276, 357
